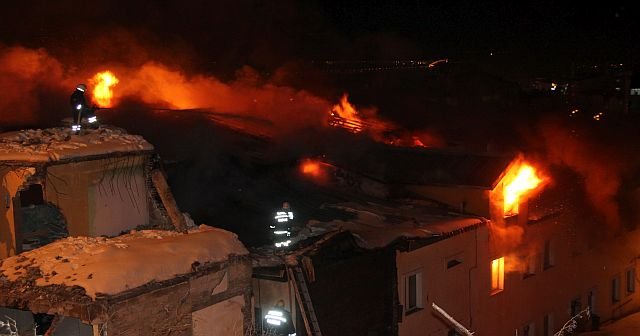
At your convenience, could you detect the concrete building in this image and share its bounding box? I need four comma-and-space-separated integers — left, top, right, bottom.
251, 146, 640, 336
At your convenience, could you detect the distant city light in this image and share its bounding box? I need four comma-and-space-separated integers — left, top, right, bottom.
593, 112, 604, 121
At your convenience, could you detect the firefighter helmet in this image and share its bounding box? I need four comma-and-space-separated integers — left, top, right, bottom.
76, 84, 87, 92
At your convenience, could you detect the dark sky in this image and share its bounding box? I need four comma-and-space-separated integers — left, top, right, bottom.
1, 1, 638, 74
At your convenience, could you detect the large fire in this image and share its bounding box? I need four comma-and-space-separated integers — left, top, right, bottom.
329, 94, 365, 133
503, 161, 546, 216
91, 70, 119, 107
327, 93, 442, 148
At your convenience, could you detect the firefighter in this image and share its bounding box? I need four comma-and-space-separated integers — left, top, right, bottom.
69, 84, 98, 132
271, 201, 294, 248
263, 300, 296, 336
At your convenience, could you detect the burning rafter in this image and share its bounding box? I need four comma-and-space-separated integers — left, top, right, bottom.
329, 94, 365, 133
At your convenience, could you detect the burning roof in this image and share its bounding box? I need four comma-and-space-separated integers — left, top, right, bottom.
0, 225, 247, 299
0, 126, 153, 163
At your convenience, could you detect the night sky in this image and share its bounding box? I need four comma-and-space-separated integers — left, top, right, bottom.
1, 1, 638, 74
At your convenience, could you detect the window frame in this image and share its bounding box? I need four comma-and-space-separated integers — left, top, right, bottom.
570, 297, 582, 317
523, 254, 537, 279
543, 314, 554, 336
543, 240, 554, 270
522, 321, 535, 336
587, 289, 597, 315
445, 253, 464, 270
627, 267, 636, 294
404, 270, 423, 315
612, 275, 621, 304
490, 257, 505, 295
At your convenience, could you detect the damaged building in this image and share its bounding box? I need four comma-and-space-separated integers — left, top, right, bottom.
0, 126, 252, 336
251, 145, 640, 336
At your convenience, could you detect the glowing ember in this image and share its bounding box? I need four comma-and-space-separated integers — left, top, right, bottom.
503, 162, 545, 216
299, 158, 332, 184
329, 94, 365, 133
301, 159, 322, 177
91, 70, 119, 107
411, 136, 426, 147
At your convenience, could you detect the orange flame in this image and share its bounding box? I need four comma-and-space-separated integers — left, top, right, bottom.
503, 162, 546, 216
91, 70, 119, 107
329, 94, 365, 133
299, 158, 330, 184
301, 159, 321, 176
331, 94, 359, 120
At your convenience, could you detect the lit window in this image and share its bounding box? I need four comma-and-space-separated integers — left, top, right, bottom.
612, 276, 621, 303
627, 268, 636, 294
404, 271, 423, 314
491, 257, 505, 294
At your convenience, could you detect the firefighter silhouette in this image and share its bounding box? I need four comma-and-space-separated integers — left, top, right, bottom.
70, 84, 98, 132
264, 299, 295, 336
271, 202, 294, 248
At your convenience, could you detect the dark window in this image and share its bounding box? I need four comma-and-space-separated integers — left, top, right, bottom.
543, 240, 554, 270
570, 298, 581, 316
405, 272, 422, 314
543, 314, 553, 336
523, 255, 536, 279
627, 268, 636, 293
447, 259, 462, 269
408, 275, 417, 308
612, 277, 621, 303
588, 290, 596, 315
522, 323, 534, 336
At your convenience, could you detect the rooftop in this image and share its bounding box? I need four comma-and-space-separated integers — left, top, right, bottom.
251, 198, 485, 260
303, 199, 484, 249
0, 225, 247, 299
0, 126, 154, 163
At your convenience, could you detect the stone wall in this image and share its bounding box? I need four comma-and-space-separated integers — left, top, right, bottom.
102, 256, 252, 336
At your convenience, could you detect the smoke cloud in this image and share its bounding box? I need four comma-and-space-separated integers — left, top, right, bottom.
536, 119, 638, 228
0, 46, 75, 126
0, 41, 333, 135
